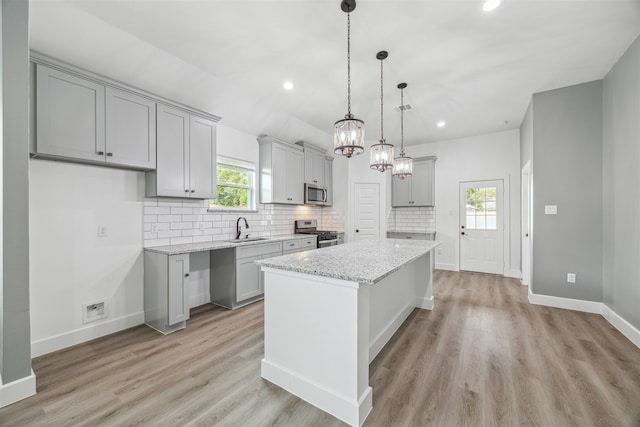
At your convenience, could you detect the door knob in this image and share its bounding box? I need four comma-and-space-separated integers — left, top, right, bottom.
355, 229, 359, 233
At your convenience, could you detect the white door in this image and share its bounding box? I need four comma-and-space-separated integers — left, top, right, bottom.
521, 162, 531, 286
459, 180, 504, 275
353, 183, 380, 241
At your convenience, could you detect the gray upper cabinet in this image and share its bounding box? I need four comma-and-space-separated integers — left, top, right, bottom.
147, 104, 217, 199
35, 63, 156, 170
189, 115, 218, 199
392, 156, 436, 207
258, 136, 304, 204
36, 64, 106, 162
105, 87, 156, 169
297, 141, 326, 186
304, 147, 326, 186
324, 156, 334, 206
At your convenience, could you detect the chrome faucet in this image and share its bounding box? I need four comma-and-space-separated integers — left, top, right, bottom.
236, 217, 249, 239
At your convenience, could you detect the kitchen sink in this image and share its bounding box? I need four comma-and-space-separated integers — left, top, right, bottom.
227, 237, 269, 243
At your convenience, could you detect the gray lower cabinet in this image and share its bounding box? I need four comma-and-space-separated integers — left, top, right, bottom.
283, 236, 317, 254
144, 251, 190, 334
211, 241, 283, 309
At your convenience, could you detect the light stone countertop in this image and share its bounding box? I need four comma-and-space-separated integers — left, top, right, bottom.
256, 239, 440, 285
144, 234, 314, 255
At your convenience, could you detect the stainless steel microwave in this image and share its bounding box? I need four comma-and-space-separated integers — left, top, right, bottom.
304, 183, 328, 206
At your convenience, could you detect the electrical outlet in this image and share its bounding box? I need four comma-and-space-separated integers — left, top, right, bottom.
545, 205, 558, 215
567, 273, 576, 284
82, 301, 108, 323
98, 225, 108, 237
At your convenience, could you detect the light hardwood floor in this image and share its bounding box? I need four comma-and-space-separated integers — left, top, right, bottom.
1, 270, 639, 426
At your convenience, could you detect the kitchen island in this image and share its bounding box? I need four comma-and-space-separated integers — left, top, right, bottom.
257, 239, 440, 426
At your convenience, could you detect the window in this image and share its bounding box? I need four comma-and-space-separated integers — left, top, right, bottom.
209, 156, 256, 210
465, 186, 497, 230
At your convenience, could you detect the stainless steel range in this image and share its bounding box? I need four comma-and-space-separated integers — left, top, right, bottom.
294, 219, 338, 248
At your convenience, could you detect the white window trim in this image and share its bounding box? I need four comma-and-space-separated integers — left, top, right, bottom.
209, 156, 256, 211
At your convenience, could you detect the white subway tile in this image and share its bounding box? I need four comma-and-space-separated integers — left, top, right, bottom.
145, 207, 171, 215
144, 215, 158, 223
158, 230, 182, 238
157, 215, 183, 223
171, 207, 194, 215
170, 237, 193, 245
171, 222, 193, 230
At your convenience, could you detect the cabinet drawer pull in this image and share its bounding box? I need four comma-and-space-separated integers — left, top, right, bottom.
190, 190, 195, 193
289, 243, 295, 247
97, 151, 104, 155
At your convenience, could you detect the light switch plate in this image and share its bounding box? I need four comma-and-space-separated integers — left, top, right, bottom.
545, 205, 558, 215
98, 225, 108, 237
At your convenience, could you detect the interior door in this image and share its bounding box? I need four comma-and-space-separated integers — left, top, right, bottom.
459, 180, 504, 275
353, 183, 380, 241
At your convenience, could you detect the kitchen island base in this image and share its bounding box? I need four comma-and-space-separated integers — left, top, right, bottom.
260, 250, 434, 426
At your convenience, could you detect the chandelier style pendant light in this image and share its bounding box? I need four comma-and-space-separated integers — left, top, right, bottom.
334, 0, 365, 158
392, 83, 413, 179
370, 51, 394, 172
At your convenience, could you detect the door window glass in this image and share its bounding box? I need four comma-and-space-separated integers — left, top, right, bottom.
465, 186, 497, 230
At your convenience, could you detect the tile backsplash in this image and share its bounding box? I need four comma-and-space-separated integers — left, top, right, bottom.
387, 207, 436, 233
143, 198, 345, 247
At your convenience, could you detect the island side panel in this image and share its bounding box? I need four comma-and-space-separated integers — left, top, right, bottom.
368, 262, 416, 363
415, 251, 434, 310
261, 268, 372, 427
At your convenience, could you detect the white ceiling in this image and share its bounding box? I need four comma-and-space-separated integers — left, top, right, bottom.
30, 0, 640, 150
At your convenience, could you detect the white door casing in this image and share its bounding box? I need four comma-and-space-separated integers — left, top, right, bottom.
353, 183, 380, 241
521, 162, 532, 286
459, 180, 504, 275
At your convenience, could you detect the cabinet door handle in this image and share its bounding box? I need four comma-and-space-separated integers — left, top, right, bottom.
185, 189, 190, 193
190, 190, 195, 193
106, 152, 113, 157
461, 232, 466, 235
185, 273, 190, 277
97, 151, 104, 155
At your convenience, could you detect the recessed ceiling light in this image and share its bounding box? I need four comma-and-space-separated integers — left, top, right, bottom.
283, 81, 294, 90
437, 121, 446, 128
482, 0, 501, 12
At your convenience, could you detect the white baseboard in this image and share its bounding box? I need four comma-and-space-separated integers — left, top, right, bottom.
528, 288, 640, 350
369, 304, 414, 364
602, 305, 640, 349
527, 288, 602, 314
261, 359, 372, 427
0, 369, 36, 409
435, 263, 456, 271
31, 311, 144, 357
416, 296, 434, 310
505, 269, 522, 279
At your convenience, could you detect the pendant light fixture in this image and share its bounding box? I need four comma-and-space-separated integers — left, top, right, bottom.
370, 51, 394, 172
392, 83, 413, 180
334, 0, 365, 158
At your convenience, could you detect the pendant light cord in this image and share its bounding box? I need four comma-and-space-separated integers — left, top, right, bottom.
347, 12, 351, 115
400, 87, 405, 154
380, 58, 384, 141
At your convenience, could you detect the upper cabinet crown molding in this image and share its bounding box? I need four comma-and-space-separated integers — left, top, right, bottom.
30, 51, 221, 123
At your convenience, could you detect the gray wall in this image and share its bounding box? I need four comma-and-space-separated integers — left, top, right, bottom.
1, 0, 32, 384
603, 35, 640, 330
530, 81, 603, 302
